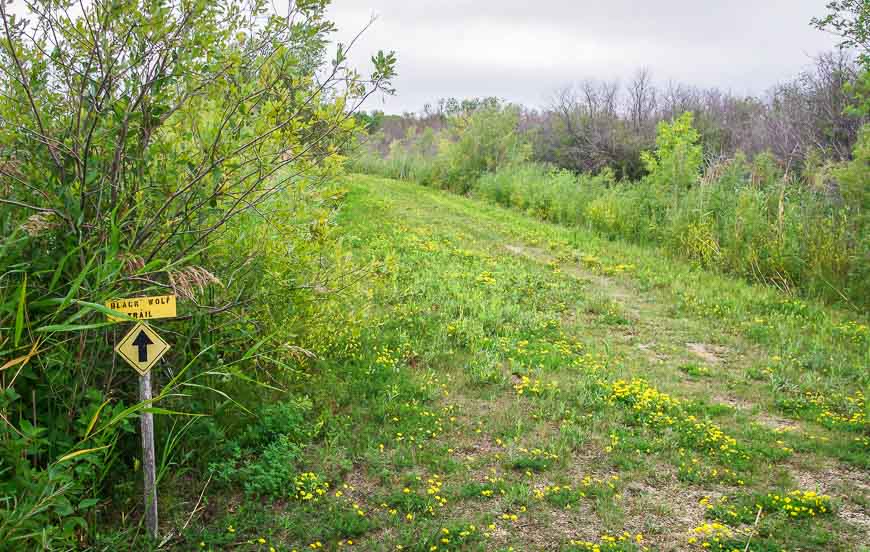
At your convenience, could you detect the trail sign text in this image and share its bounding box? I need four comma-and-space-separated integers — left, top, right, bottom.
106, 295, 177, 321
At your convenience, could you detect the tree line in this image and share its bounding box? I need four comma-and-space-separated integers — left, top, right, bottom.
363, 51, 867, 181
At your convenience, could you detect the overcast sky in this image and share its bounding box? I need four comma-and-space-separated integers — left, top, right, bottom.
325, 0, 842, 114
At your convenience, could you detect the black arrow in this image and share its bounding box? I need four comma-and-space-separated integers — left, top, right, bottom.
132, 330, 154, 362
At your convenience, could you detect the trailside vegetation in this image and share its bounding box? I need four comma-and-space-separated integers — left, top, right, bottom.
0, 0, 394, 547
351, 59, 870, 312
0, 0, 867, 550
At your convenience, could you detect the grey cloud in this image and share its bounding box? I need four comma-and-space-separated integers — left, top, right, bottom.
328, 0, 841, 113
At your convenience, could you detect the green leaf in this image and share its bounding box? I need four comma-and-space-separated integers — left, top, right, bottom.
141, 407, 206, 417
56, 445, 109, 463
35, 322, 114, 333
78, 498, 99, 510
14, 274, 26, 347
49, 246, 79, 293
84, 400, 111, 439
59, 254, 95, 312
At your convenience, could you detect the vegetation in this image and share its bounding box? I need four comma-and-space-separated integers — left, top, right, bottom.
1, 0, 868, 550
354, 108, 870, 311
161, 175, 865, 550
0, 0, 394, 548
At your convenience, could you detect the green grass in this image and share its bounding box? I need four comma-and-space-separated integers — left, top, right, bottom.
156, 174, 868, 551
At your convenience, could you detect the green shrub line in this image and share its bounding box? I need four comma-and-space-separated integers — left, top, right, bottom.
352, 113, 870, 313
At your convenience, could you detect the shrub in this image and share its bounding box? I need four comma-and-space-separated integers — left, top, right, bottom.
437, 104, 531, 193
0, 0, 394, 545
641, 112, 704, 196
358, 112, 870, 311
209, 399, 313, 498
350, 101, 530, 193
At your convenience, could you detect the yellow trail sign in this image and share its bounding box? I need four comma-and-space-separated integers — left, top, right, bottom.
106, 295, 176, 321
115, 323, 170, 376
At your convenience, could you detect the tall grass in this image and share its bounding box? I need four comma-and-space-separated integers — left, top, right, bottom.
349, 104, 528, 193
350, 146, 439, 186
471, 160, 866, 310
352, 117, 870, 312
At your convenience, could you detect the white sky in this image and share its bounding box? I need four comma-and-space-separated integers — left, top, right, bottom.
326, 0, 842, 114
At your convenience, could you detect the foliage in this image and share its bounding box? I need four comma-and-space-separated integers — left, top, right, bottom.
209, 399, 313, 497
0, 0, 394, 546
813, 0, 870, 115
812, 1, 869, 56
349, 100, 530, 193
358, 111, 869, 312
175, 173, 867, 551
640, 112, 704, 193
437, 104, 530, 193
361, 50, 868, 185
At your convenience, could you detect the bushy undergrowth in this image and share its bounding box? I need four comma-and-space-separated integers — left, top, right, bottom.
209, 399, 313, 497
350, 103, 528, 194
0, 0, 395, 547
355, 112, 870, 312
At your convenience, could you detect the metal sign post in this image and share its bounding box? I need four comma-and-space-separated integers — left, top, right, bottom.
108, 298, 176, 540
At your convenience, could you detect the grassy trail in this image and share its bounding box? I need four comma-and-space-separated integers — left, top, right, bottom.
183, 175, 868, 551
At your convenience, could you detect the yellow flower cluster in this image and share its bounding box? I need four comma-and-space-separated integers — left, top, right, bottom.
580, 254, 602, 270
394, 474, 449, 518
608, 379, 747, 467
422, 524, 479, 551
608, 379, 681, 422
681, 415, 742, 459
686, 522, 743, 550
375, 345, 399, 369
475, 271, 496, 285
678, 452, 744, 485
835, 320, 868, 343
765, 490, 831, 518
570, 351, 608, 373
678, 290, 730, 318
389, 401, 456, 450
294, 472, 329, 501
513, 375, 558, 396
815, 389, 866, 429
517, 446, 558, 459
533, 474, 620, 508
601, 263, 636, 275
767, 356, 865, 431
546, 259, 562, 273
479, 472, 505, 497
692, 488, 835, 550
568, 532, 647, 551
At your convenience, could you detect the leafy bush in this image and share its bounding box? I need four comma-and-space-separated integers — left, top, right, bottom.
437, 105, 530, 193
209, 399, 313, 498
477, 164, 612, 224
349, 101, 530, 192
641, 112, 704, 194
0, 0, 394, 546
357, 111, 870, 312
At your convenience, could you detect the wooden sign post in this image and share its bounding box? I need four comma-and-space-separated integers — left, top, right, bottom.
139, 371, 159, 539
108, 297, 176, 540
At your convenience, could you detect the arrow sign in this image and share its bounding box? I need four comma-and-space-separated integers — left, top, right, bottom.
111, 319, 173, 541
132, 330, 154, 362
115, 322, 170, 376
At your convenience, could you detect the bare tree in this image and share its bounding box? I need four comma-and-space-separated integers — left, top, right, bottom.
627, 68, 657, 133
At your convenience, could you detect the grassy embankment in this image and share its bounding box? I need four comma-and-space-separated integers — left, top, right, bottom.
169, 174, 868, 551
